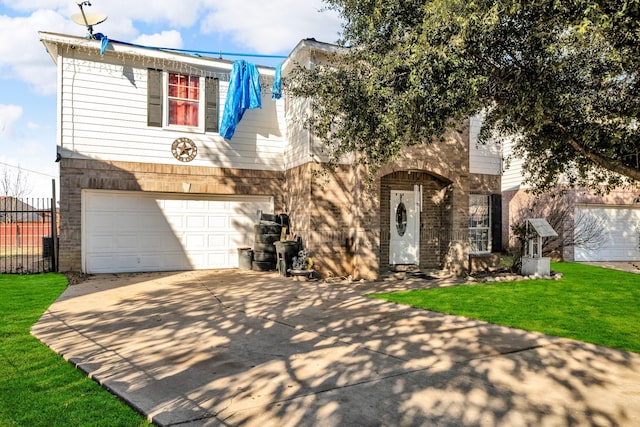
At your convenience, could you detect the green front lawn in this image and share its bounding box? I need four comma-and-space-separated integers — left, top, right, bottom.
0, 274, 150, 427
371, 263, 640, 353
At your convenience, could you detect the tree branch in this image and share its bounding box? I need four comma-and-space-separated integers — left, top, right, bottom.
567, 138, 640, 182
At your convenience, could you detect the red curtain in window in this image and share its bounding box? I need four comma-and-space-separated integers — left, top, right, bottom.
168, 74, 200, 126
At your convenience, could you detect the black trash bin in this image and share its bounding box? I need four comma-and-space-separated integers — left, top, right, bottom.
42, 236, 59, 258
43, 237, 53, 258
237, 248, 254, 271
274, 241, 299, 277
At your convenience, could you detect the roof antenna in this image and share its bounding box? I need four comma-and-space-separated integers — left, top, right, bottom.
71, 1, 107, 39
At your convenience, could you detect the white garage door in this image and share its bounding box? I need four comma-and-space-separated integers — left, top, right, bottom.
574, 206, 640, 262
83, 190, 272, 273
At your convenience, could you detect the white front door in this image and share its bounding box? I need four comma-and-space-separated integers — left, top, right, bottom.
390, 190, 420, 265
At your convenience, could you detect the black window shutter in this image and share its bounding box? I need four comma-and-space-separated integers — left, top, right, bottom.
205, 77, 219, 133
147, 69, 163, 127
490, 194, 502, 253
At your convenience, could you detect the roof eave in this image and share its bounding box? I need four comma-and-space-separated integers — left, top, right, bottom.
37, 31, 277, 76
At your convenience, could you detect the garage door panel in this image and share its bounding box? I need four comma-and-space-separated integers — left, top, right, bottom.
160, 200, 182, 212
147, 215, 172, 230
113, 196, 136, 211
209, 252, 233, 268
207, 233, 228, 246
228, 232, 248, 247
87, 235, 115, 251
129, 235, 165, 251
186, 200, 207, 210
165, 216, 185, 230
140, 234, 164, 248
575, 207, 640, 262
209, 251, 233, 266
159, 253, 191, 270
88, 253, 191, 273
83, 191, 272, 273
88, 195, 115, 210
115, 235, 140, 250
185, 234, 207, 249
118, 213, 142, 230
232, 208, 260, 223
186, 216, 206, 228
208, 216, 228, 228
91, 213, 115, 228
86, 255, 115, 272
236, 202, 262, 215
112, 255, 141, 270
187, 253, 208, 268
138, 256, 162, 269
209, 200, 230, 210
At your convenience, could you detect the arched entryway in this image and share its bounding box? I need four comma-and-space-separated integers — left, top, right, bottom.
380, 170, 452, 270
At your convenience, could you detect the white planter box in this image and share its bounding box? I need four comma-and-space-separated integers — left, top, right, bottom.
522, 256, 551, 276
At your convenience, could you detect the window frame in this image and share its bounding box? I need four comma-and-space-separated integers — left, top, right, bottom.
469, 194, 492, 254
162, 71, 206, 133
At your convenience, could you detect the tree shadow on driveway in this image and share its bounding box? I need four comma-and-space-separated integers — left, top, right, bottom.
32, 270, 640, 426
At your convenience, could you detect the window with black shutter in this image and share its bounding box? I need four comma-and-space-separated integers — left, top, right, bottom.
147, 69, 163, 127
147, 69, 219, 133
204, 76, 219, 133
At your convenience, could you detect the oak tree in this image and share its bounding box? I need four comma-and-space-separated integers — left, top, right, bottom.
290, 0, 640, 190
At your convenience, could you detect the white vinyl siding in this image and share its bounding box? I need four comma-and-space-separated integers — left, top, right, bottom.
60, 55, 286, 170
469, 115, 502, 175
283, 95, 311, 169
501, 137, 527, 192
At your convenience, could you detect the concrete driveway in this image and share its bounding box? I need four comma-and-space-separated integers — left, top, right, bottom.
32, 270, 640, 426
583, 261, 640, 274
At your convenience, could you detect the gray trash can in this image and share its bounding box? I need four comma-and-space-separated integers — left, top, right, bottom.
237, 248, 254, 270
274, 241, 299, 277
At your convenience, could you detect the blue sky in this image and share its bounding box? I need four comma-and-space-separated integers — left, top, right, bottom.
0, 0, 343, 198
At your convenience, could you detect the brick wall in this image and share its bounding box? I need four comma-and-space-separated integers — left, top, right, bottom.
376, 128, 474, 275
61, 125, 502, 277
285, 163, 380, 279
283, 125, 501, 278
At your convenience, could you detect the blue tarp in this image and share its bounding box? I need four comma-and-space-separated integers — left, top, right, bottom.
271, 63, 282, 100
220, 60, 262, 140
91, 33, 109, 55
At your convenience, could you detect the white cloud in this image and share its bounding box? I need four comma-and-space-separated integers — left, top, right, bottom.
133, 30, 183, 49
0, 1, 342, 93
0, 104, 23, 139
3, 0, 201, 28
96, 0, 343, 53
0, 0, 71, 13
0, 9, 77, 94
199, 0, 342, 53
98, 0, 201, 28
19, 139, 50, 156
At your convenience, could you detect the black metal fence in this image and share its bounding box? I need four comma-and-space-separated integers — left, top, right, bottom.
0, 197, 58, 274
